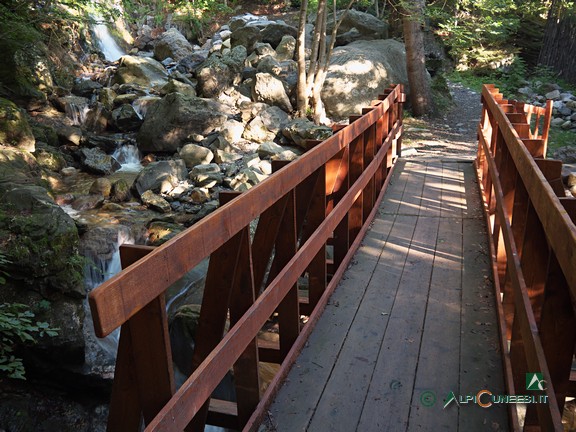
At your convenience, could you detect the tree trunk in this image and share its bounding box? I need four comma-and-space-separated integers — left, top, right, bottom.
296, 0, 309, 117
402, 0, 434, 117
538, 0, 576, 85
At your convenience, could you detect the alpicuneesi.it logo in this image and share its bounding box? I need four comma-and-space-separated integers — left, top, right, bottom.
439, 373, 548, 409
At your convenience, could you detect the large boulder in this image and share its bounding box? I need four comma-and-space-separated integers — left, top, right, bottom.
76, 147, 121, 175
179, 143, 214, 168
0, 146, 41, 191
327, 9, 388, 44
252, 73, 293, 113
243, 105, 290, 143
132, 159, 188, 197
111, 104, 143, 132
137, 93, 230, 153
322, 39, 408, 120
154, 28, 195, 62
195, 46, 247, 98
113, 55, 169, 89
0, 184, 84, 297
0, 98, 35, 152
230, 25, 262, 53
260, 22, 298, 48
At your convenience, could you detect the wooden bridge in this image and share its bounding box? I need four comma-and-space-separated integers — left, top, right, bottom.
89, 84, 576, 431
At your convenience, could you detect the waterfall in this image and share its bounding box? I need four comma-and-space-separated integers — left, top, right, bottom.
112, 144, 142, 172
65, 100, 90, 126
92, 18, 125, 62
83, 226, 135, 359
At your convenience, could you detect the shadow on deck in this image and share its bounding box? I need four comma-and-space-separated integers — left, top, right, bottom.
261, 160, 509, 431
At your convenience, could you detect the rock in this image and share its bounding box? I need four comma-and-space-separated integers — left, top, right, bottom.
252, 73, 293, 113
551, 117, 565, 126
282, 118, 333, 149
111, 104, 143, 132
89, 178, 112, 197
84, 102, 109, 133
559, 106, 572, 116
229, 13, 267, 32
72, 78, 102, 97
0, 98, 35, 151
154, 28, 195, 62
141, 190, 171, 213
99, 88, 117, 111
159, 79, 197, 97
71, 194, 105, 211
545, 89, 561, 100
326, 10, 388, 42
243, 105, 290, 143
276, 35, 296, 61
190, 163, 223, 187
566, 173, 576, 188
132, 95, 161, 119
230, 25, 262, 53
0, 184, 84, 296
137, 93, 229, 153
260, 23, 298, 48
110, 178, 131, 202
55, 124, 82, 146
188, 187, 211, 204
113, 55, 169, 89
34, 146, 67, 172
561, 121, 572, 129
258, 141, 298, 160
228, 167, 267, 191
76, 147, 121, 175
322, 39, 409, 120
179, 143, 214, 168
256, 55, 283, 76
553, 146, 576, 163
169, 304, 202, 375
220, 119, 245, 143
132, 159, 188, 197
147, 220, 184, 246
195, 46, 247, 98
113, 93, 139, 105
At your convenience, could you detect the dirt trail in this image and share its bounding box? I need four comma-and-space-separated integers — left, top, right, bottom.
402, 82, 482, 161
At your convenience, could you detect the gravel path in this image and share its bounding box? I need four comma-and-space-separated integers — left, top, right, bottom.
402, 82, 482, 161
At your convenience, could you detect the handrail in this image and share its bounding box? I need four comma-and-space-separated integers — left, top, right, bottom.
89, 84, 405, 431
476, 84, 576, 431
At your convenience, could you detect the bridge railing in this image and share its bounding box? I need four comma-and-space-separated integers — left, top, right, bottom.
476, 84, 575, 431
89, 85, 405, 431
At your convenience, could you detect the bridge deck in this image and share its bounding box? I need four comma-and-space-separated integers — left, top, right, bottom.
261, 159, 509, 431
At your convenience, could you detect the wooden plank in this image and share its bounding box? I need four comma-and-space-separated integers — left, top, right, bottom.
107, 325, 143, 432
358, 213, 440, 431
306, 166, 327, 311
348, 130, 364, 243
397, 161, 426, 216
418, 161, 442, 218
408, 215, 461, 431
460, 216, 509, 430
380, 159, 409, 215
228, 226, 260, 429
274, 190, 300, 360
440, 161, 464, 219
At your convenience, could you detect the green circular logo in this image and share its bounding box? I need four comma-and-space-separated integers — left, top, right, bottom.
420, 390, 437, 407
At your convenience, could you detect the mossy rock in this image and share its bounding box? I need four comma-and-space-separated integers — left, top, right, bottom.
0, 184, 84, 297
0, 146, 42, 192
0, 98, 36, 151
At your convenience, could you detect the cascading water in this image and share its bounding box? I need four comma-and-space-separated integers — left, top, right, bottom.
83, 226, 135, 359
112, 143, 143, 172
92, 17, 125, 62
64, 99, 91, 126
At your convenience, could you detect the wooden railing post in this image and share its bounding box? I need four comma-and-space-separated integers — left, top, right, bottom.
107, 245, 174, 431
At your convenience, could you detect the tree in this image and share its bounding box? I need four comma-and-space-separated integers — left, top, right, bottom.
295, 0, 356, 123
402, 0, 434, 116
538, 0, 576, 85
